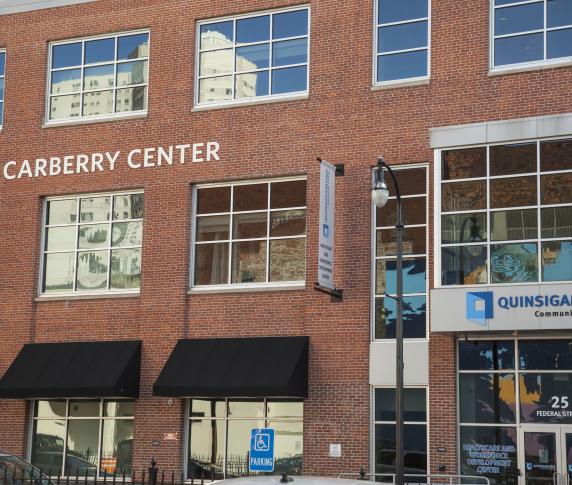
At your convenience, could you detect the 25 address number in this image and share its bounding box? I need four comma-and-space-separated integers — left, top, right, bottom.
550, 396, 569, 409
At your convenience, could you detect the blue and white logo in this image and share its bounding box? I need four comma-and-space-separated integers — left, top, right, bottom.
466, 291, 494, 326
249, 428, 275, 472
322, 224, 330, 238
526, 463, 534, 471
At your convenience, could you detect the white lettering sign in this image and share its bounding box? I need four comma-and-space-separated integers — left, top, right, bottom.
318, 160, 336, 290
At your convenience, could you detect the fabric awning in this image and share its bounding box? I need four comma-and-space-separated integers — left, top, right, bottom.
0, 340, 141, 399
153, 336, 309, 398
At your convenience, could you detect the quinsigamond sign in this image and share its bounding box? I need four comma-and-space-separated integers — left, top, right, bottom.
431, 283, 572, 332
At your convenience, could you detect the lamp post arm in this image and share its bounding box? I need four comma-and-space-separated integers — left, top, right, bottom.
378, 159, 403, 228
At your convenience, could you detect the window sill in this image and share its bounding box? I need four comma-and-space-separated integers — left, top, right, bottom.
189, 282, 306, 294
489, 58, 572, 76
36, 291, 139, 302
42, 111, 148, 128
372, 77, 430, 91
192, 92, 309, 112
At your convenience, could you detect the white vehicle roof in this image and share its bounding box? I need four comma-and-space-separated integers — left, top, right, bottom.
214, 477, 377, 485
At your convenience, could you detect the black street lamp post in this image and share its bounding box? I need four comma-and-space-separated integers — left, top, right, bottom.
372, 157, 405, 485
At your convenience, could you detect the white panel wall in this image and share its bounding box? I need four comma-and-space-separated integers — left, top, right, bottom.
369, 340, 429, 386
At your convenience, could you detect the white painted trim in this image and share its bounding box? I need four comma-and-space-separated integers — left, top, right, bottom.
191, 92, 309, 112
188, 282, 305, 294
371, 77, 430, 90
0, 0, 95, 15
43, 111, 148, 128
35, 291, 139, 301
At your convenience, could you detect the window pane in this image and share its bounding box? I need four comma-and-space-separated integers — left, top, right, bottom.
520, 373, 572, 423
113, 194, 144, 220
541, 172, 572, 204
231, 240, 267, 283
495, 2, 544, 35
442, 148, 487, 180
541, 139, 572, 172
375, 424, 427, 478
196, 215, 230, 242
0, 102, 3, 125
385, 168, 426, 197
547, 0, 572, 27
80, 197, 111, 222
36, 400, 67, 418
491, 242, 538, 283
44, 253, 75, 292
226, 420, 265, 476
375, 388, 427, 422
269, 237, 305, 281
441, 213, 487, 244
51, 69, 81, 94
197, 187, 231, 214
378, 0, 428, 23
46, 226, 76, 251
50, 94, 81, 120
542, 241, 572, 281
69, 400, 99, 417
459, 373, 516, 423
117, 60, 148, 86
491, 209, 538, 241
117, 33, 149, 60
541, 207, 572, 238
490, 176, 537, 208
375, 295, 426, 339
376, 258, 426, 294
115, 87, 147, 112
270, 180, 306, 208
190, 399, 226, 418
458, 341, 515, 371
270, 210, 306, 237
84, 64, 114, 90
441, 246, 487, 285
104, 401, 134, 417
200, 49, 233, 76
378, 21, 428, 53
267, 401, 303, 418
78, 224, 109, 249
377, 197, 426, 227
234, 184, 268, 211
111, 248, 141, 289
442, 180, 487, 212
236, 16, 270, 43
112, 221, 142, 247
85, 38, 115, 64
273, 10, 308, 39
188, 420, 225, 481
228, 400, 265, 418
100, 419, 133, 477
490, 143, 537, 176
31, 420, 66, 475
200, 22, 233, 50
236, 71, 269, 98
268, 420, 303, 476
194, 243, 229, 285
0, 52, 5, 75
52, 43, 82, 69
272, 39, 307, 66
377, 227, 426, 256
233, 212, 268, 239
236, 44, 270, 71
66, 420, 99, 475
83, 90, 114, 116
495, 33, 543, 65
0, 78, 3, 99
76, 250, 108, 290
548, 28, 572, 58
520, 340, 572, 370
200, 76, 233, 103
377, 50, 427, 82
271, 66, 307, 94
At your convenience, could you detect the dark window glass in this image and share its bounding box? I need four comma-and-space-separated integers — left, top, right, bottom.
236, 71, 269, 98
495, 33, 543, 65
495, 2, 544, 35
547, 0, 572, 28
196, 216, 230, 242
233, 212, 268, 239
231, 240, 266, 283
117, 33, 148, 60
378, 0, 428, 24
541, 172, 572, 204
236, 44, 270, 70
459, 374, 517, 424
542, 241, 572, 281
270, 180, 306, 209
442, 148, 487, 180
384, 168, 426, 197
200, 22, 233, 49
270, 210, 306, 237
441, 246, 487, 285
52, 43, 82, 69
377, 227, 426, 256
491, 243, 538, 283
520, 373, 572, 423
0, 52, 5, 75
233, 184, 268, 211
541, 139, 572, 172
31, 420, 66, 475
442, 180, 487, 212
376, 258, 426, 295
377, 50, 427, 82
490, 143, 537, 176
271, 66, 307, 94
375, 296, 426, 339
541, 207, 572, 238
375, 388, 427, 422
272, 39, 307, 66
85, 38, 115, 64
375, 424, 427, 481
273, 10, 308, 39
269, 238, 305, 282
377, 197, 426, 227
458, 341, 515, 371
520, 340, 572, 370
378, 21, 428, 53
490, 176, 537, 208
459, 426, 519, 485
548, 28, 572, 58
194, 243, 229, 285
491, 209, 538, 241
442, 213, 487, 244
236, 16, 270, 44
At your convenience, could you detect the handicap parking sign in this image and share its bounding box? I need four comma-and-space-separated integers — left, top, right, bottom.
249, 428, 275, 472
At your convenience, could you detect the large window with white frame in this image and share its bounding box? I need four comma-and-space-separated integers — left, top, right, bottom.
374, 0, 430, 84
30, 399, 134, 477
0, 50, 5, 127
374, 165, 427, 339
191, 178, 306, 289
41, 192, 144, 295
439, 139, 572, 286
47, 31, 149, 123
492, 0, 572, 69
196, 6, 309, 106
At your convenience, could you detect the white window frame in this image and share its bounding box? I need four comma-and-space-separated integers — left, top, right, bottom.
489, 0, 572, 74
434, 137, 572, 288
371, 163, 429, 341
38, 190, 144, 298
189, 176, 307, 293
44, 29, 150, 127
0, 49, 5, 129
372, 0, 431, 87
194, 5, 310, 110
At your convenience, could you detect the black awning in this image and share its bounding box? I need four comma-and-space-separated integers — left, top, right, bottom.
0, 340, 141, 399
153, 336, 309, 398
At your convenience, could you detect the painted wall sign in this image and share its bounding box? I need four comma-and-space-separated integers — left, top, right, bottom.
1, 141, 220, 180
318, 159, 336, 290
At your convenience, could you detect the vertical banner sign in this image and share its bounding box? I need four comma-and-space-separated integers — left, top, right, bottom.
318, 160, 336, 290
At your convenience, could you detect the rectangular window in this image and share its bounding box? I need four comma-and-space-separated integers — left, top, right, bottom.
0, 50, 5, 126
192, 178, 306, 289
47, 31, 149, 123
373, 388, 427, 482
196, 7, 309, 106
187, 399, 303, 480
492, 0, 572, 68
439, 139, 572, 286
30, 399, 134, 477
374, 166, 427, 339
41, 192, 144, 295
374, 0, 430, 84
